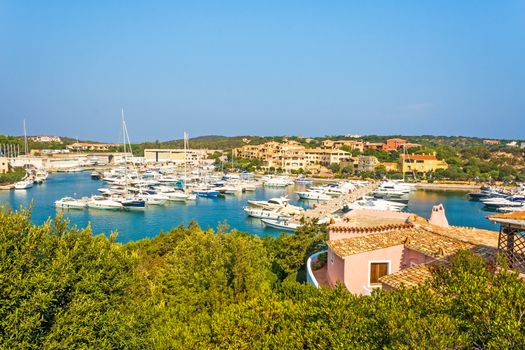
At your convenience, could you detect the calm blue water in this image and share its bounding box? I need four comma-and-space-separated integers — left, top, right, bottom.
0, 173, 498, 242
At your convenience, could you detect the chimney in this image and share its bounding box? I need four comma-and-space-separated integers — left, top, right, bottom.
429, 204, 449, 228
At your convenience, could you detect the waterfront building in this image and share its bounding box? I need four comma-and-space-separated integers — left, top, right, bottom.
30, 136, 62, 143
357, 156, 379, 173
0, 157, 8, 174
381, 162, 399, 172
310, 206, 497, 295
8, 152, 131, 170
400, 153, 448, 175
144, 148, 217, 166
67, 142, 119, 151
383, 138, 421, 151
233, 141, 351, 172
321, 139, 365, 152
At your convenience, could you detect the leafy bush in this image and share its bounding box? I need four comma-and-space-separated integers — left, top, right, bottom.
1, 209, 524, 348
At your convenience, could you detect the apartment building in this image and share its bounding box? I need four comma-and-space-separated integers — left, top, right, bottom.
400, 153, 448, 175
233, 141, 351, 172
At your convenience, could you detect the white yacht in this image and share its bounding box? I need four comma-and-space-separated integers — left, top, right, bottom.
244, 205, 303, 219
34, 169, 49, 184
343, 198, 404, 212
261, 219, 301, 232
263, 176, 294, 187
244, 207, 291, 220
247, 196, 290, 209
55, 197, 88, 209
14, 180, 34, 190
296, 190, 332, 201
87, 196, 123, 210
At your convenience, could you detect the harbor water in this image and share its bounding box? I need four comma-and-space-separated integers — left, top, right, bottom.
0, 172, 498, 243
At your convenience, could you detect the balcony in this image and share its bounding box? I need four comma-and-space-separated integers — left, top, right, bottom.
306, 250, 329, 288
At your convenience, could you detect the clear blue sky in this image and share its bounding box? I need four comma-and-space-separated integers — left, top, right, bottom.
1, 1, 524, 142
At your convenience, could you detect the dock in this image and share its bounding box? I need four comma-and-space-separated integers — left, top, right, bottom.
302, 182, 379, 220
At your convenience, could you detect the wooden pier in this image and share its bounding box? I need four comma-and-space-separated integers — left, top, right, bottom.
302, 182, 379, 220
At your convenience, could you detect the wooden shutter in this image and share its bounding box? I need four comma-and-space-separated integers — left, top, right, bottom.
370, 263, 388, 285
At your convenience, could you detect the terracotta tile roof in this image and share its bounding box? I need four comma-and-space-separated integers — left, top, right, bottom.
487, 211, 525, 221
379, 245, 498, 289
379, 264, 437, 289
327, 227, 476, 259
329, 222, 414, 234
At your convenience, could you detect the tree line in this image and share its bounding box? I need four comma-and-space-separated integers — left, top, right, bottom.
1, 208, 524, 348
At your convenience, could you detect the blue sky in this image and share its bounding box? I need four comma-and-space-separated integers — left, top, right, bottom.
1, 1, 524, 142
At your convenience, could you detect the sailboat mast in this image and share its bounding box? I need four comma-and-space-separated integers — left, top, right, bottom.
184, 132, 188, 191
121, 109, 129, 194
23, 119, 28, 155
402, 144, 406, 182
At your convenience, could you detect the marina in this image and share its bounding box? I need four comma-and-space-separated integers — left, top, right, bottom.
0, 171, 501, 242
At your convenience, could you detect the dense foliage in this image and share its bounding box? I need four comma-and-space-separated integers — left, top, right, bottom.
1, 209, 525, 348
0, 167, 25, 185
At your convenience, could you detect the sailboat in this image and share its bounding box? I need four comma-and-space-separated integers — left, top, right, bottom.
14, 120, 34, 190
114, 110, 145, 210
183, 132, 197, 201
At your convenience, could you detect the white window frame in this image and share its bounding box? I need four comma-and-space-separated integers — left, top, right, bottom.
368, 260, 391, 288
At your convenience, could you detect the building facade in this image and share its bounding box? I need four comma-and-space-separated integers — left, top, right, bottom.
400, 153, 448, 175
0, 157, 8, 174
233, 141, 351, 172
144, 149, 214, 165
357, 156, 379, 173
314, 207, 497, 295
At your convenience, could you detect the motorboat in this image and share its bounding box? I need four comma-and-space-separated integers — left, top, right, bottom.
194, 189, 220, 198
244, 205, 303, 219
108, 193, 146, 210
55, 197, 88, 209
33, 170, 49, 184
295, 177, 313, 185
247, 196, 290, 209
296, 190, 332, 201
263, 176, 294, 187
261, 219, 301, 232
468, 187, 506, 200
165, 191, 192, 201
14, 180, 34, 190
139, 193, 168, 206
243, 207, 291, 220
91, 171, 102, 180
481, 195, 525, 208
496, 204, 525, 213
373, 181, 413, 198
343, 199, 404, 212
87, 196, 123, 210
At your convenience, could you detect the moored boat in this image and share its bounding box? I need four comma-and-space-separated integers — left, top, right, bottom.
14, 180, 34, 190
261, 219, 300, 232
87, 196, 123, 210
55, 197, 88, 209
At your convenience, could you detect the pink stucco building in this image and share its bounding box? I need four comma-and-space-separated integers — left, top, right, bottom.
319, 207, 497, 295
